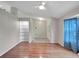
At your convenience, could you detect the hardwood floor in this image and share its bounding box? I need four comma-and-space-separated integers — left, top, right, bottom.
0, 41, 79, 58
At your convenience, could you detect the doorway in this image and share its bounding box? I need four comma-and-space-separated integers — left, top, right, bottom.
19, 20, 30, 42
19, 18, 51, 43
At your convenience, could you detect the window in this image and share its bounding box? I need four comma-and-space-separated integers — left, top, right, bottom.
20, 21, 29, 40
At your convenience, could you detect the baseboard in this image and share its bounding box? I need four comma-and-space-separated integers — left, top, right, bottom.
0, 40, 22, 56
19, 39, 29, 42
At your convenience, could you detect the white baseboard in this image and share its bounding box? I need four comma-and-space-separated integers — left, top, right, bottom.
0, 41, 22, 56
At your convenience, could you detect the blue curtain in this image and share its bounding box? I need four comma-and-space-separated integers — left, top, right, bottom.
64, 17, 78, 53
77, 19, 79, 51
64, 20, 71, 49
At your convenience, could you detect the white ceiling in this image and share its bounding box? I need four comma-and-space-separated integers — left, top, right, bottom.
3, 1, 79, 19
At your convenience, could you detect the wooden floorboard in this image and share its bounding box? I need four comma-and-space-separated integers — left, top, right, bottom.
0, 41, 79, 58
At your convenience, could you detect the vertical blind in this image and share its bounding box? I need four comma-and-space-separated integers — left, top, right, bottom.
20, 21, 29, 40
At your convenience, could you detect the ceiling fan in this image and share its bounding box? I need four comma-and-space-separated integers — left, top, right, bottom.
35, 1, 47, 10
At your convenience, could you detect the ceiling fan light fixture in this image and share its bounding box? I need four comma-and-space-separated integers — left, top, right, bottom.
35, 2, 46, 10
38, 5, 46, 10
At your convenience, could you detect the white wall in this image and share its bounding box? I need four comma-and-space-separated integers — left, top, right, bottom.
57, 19, 64, 46
50, 18, 58, 43
47, 19, 51, 40
48, 18, 57, 44
0, 8, 20, 56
